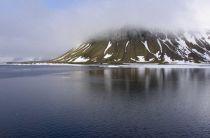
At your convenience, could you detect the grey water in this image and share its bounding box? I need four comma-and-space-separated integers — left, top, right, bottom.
0, 65, 210, 137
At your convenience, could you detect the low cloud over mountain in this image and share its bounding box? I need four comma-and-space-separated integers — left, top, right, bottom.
0, 0, 210, 61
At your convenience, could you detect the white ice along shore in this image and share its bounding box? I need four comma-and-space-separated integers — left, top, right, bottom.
5, 62, 210, 69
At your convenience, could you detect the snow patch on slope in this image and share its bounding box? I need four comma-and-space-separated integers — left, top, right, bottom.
203, 52, 210, 61
142, 41, 152, 53
154, 51, 161, 59
82, 44, 91, 52
104, 54, 112, 59
73, 56, 89, 63
157, 39, 163, 52
131, 56, 154, 62
104, 41, 112, 54
164, 54, 173, 62
137, 56, 145, 62
184, 32, 197, 45
176, 38, 191, 56
125, 41, 130, 52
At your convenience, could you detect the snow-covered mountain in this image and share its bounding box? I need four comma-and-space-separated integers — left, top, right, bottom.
52, 29, 210, 64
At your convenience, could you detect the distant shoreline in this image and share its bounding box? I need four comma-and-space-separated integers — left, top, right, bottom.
3, 62, 210, 69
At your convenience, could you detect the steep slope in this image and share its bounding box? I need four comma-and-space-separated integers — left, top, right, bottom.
52, 29, 210, 64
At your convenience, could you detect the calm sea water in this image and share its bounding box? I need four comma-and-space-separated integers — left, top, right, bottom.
0, 65, 210, 137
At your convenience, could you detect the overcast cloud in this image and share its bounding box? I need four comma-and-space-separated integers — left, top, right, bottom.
0, 0, 210, 61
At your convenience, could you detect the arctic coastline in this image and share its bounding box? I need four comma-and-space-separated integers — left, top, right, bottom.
2, 62, 210, 69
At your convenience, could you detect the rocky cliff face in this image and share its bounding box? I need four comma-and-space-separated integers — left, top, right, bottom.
52, 29, 210, 64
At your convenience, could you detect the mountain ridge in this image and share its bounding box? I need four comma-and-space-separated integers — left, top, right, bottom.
51, 29, 210, 64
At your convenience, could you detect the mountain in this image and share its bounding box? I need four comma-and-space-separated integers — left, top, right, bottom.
51, 29, 210, 64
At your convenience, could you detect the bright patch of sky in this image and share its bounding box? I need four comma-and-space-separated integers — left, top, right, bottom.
43, 0, 79, 10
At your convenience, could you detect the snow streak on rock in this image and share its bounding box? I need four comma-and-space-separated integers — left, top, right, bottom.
104, 41, 112, 54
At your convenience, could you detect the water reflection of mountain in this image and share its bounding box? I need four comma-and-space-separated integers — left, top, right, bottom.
87, 68, 210, 94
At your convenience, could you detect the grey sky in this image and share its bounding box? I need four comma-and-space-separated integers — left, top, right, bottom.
0, 0, 209, 61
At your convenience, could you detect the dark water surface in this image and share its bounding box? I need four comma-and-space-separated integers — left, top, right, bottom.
0, 65, 210, 137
